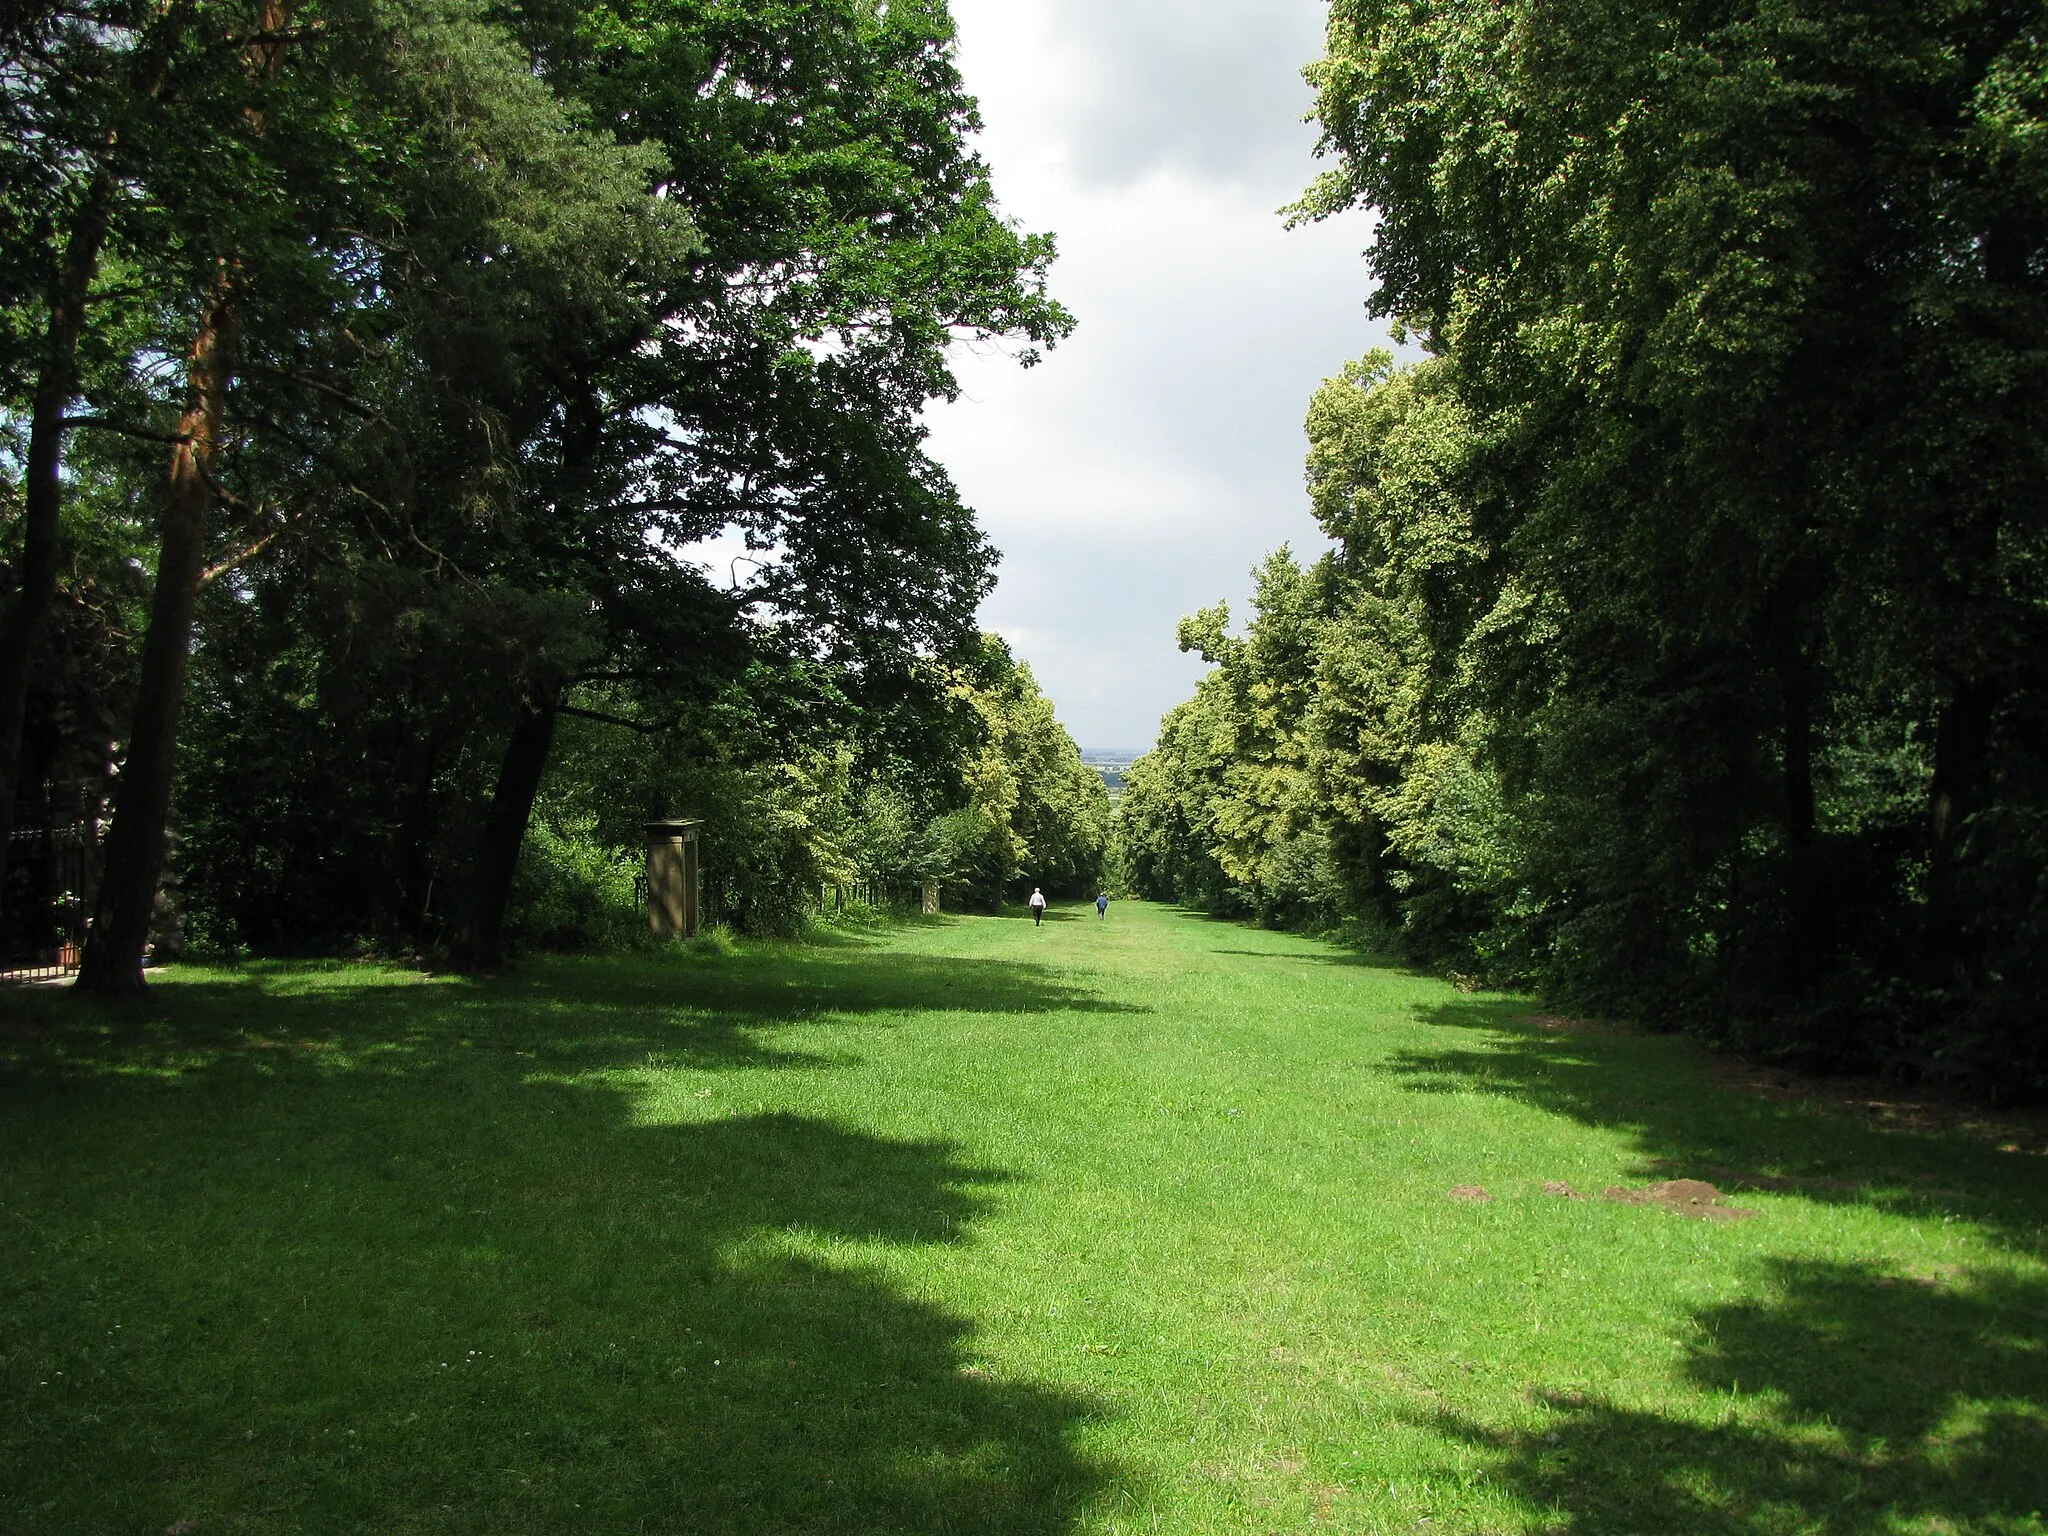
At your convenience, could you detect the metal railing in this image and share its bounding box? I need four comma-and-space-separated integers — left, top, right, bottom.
2, 795, 93, 982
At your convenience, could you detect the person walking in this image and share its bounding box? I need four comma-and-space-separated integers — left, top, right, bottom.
1095, 892, 1109, 919
1028, 887, 1047, 926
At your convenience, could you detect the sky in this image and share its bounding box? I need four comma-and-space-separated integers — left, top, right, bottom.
923, 0, 1395, 751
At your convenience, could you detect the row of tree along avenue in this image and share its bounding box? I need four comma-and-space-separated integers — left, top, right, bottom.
1119, 0, 2048, 1097
1, 0, 1107, 989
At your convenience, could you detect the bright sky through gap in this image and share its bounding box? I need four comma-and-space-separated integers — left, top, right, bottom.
925, 0, 1396, 751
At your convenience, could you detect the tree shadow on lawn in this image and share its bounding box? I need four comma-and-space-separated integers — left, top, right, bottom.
0, 952, 1132, 1533
512, 948, 1145, 1032
1168, 907, 1407, 965
1394, 1000, 2048, 1533
1391, 997, 2048, 1247
0, 944, 1146, 1086
1434, 1256, 2048, 1534
1204, 947, 1406, 969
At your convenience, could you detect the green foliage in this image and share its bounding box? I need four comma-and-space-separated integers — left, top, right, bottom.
514, 635, 1106, 939
504, 810, 643, 952
1120, 0, 2048, 1092
932, 637, 1110, 909
4, 0, 1079, 966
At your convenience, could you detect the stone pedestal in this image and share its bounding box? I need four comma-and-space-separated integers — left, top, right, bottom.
921, 881, 940, 916
645, 820, 702, 939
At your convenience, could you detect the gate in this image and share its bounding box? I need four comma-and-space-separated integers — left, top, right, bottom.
2, 791, 92, 982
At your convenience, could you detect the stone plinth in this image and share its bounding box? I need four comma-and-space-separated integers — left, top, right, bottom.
645, 819, 702, 939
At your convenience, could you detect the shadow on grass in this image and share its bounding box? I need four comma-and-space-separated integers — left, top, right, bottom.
1204, 947, 1405, 969
992, 906, 1089, 925
0, 950, 1125, 1534
0, 944, 1147, 1085
1391, 998, 2048, 1245
1391, 998, 2048, 1531
1437, 1256, 2048, 1534
1166, 905, 1408, 966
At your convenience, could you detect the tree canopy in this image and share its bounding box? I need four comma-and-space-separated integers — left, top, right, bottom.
1127, 0, 2048, 1095
1, 0, 1085, 980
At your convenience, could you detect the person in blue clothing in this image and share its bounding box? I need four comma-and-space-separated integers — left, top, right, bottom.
1095, 892, 1109, 919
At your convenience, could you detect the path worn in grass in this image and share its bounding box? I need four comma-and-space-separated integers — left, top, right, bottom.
3, 902, 2044, 1534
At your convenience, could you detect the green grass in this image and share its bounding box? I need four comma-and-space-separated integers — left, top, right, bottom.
3, 901, 2044, 1534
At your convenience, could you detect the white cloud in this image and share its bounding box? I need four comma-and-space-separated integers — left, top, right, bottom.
924, 0, 1393, 748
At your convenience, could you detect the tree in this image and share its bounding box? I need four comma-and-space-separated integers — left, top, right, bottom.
0, 0, 216, 898
53, 0, 693, 989
1228, 0, 2048, 1082
8, 0, 1072, 979
431, 0, 1075, 966
935, 636, 1108, 908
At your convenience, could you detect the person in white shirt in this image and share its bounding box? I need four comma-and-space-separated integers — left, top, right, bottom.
1028, 887, 1047, 926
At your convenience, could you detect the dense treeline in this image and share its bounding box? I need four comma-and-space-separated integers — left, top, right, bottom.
1, 0, 1102, 984
183, 630, 1107, 947
1124, 0, 2048, 1095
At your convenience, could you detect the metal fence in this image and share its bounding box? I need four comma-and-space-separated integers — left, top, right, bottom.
819, 880, 894, 913
2, 792, 93, 982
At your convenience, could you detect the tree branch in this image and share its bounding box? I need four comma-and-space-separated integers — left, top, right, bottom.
199, 525, 285, 586
61, 415, 190, 445
557, 703, 678, 735
244, 362, 409, 439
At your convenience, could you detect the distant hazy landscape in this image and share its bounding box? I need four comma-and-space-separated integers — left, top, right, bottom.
1079, 748, 1141, 799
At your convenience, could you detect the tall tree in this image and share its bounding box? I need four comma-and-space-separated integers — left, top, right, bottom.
67, 0, 692, 989
439, 0, 1073, 967
1279, 0, 2048, 1076
0, 1, 201, 896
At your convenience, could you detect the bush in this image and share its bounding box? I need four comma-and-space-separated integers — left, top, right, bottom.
504, 814, 643, 953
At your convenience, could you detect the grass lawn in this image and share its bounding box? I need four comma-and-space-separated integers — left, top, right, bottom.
3, 900, 2045, 1535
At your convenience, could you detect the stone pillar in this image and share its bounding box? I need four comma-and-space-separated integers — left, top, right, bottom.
644, 819, 702, 939
921, 881, 940, 916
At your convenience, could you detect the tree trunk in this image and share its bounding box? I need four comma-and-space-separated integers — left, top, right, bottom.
0, 176, 115, 899
1930, 678, 1998, 874
1763, 564, 1827, 980
1762, 567, 1820, 851
72, 0, 289, 992
75, 285, 239, 994
448, 690, 561, 971
396, 733, 441, 946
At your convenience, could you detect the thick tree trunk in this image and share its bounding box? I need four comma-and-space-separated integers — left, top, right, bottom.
448, 690, 561, 971
75, 288, 239, 994
0, 177, 114, 898
72, 1, 288, 992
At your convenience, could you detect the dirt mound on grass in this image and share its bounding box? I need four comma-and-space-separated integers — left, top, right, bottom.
1602, 1178, 1755, 1221
1644, 1157, 1860, 1194
1445, 1184, 1493, 1202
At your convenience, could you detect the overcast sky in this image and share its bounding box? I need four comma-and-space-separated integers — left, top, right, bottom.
924, 0, 1393, 751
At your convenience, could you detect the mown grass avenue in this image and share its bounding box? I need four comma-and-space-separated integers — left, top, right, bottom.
3, 903, 2044, 1534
